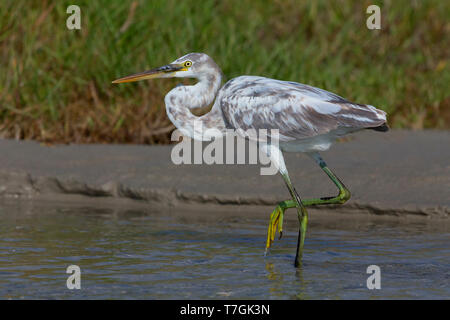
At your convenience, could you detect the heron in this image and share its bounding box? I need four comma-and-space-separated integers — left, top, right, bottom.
112, 52, 388, 267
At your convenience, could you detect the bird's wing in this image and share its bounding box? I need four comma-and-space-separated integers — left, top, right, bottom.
218, 76, 387, 142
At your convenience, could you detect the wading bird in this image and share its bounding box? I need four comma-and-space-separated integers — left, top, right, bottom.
113, 53, 388, 267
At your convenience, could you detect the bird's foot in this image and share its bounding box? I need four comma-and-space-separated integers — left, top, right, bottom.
265, 203, 286, 255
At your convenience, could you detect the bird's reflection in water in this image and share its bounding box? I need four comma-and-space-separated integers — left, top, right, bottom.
265, 262, 309, 299
293, 266, 308, 300
265, 263, 281, 281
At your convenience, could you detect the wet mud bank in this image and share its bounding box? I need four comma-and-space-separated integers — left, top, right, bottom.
0, 130, 448, 219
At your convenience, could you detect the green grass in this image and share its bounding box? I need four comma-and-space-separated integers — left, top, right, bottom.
0, 0, 449, 143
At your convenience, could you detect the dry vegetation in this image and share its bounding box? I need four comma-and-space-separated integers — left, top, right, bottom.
0, 0, 449, 144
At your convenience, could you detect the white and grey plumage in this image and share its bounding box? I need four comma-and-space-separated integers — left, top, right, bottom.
113, 52, 388, 267
220, 76, 386, 144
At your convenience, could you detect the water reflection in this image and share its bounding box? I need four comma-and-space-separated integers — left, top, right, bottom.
0, 200, 448, 299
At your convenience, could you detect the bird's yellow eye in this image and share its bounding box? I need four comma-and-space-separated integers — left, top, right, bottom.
184, 61, 192, 67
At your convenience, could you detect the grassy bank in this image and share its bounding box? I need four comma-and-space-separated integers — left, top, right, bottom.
1, 0, 449, 144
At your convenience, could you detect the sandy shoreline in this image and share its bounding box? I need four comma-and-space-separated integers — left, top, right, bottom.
0, 130, 448, 219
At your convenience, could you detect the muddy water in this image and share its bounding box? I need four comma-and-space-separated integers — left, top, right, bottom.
0, 200, 448, 299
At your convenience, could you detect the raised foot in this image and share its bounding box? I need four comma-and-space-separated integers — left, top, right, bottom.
340, 188, 351, 203
265, 203, 285, 255
316, 187, 351, 205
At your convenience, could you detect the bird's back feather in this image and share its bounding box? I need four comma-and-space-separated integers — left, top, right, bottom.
217, 76, 387, 142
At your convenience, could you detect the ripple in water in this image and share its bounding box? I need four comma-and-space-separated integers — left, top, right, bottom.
0, 201, 448, 299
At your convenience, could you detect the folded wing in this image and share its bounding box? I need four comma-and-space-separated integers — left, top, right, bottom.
218, 76, 387, 142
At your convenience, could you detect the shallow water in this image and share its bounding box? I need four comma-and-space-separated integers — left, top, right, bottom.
0, 200, 448, 299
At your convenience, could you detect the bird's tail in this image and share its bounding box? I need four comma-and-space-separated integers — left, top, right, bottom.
367, 122, 389, 132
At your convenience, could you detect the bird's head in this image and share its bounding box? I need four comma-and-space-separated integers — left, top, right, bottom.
112, 52, 220, 84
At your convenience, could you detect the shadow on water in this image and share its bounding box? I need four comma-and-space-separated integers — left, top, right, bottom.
0, 199, 448, 299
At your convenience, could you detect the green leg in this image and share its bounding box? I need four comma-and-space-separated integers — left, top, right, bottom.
304, 152, 351, 205
267, 172, 308, 268
266, 153, 350, 264
285, 174, 308, 268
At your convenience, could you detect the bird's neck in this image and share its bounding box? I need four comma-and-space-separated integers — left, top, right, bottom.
165, 72, 226, 141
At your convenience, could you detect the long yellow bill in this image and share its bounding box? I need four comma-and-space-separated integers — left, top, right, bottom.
112, 64, 185, 83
